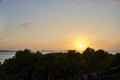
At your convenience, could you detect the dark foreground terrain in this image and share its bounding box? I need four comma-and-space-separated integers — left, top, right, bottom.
0, 48, 120, 80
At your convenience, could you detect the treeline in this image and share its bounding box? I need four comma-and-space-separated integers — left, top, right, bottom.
0, 47, 120, 80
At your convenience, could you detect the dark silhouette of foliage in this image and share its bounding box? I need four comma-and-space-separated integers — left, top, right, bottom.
0, 48, 120, 80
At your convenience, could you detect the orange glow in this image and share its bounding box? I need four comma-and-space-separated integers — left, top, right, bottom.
73, 37, 90, 51
78, 43, 84, 48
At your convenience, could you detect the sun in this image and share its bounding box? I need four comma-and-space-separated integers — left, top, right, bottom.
77, 43, 85, 51
73, 38, 89, 51
74, 42, 87, 51
78, 43, 84, 48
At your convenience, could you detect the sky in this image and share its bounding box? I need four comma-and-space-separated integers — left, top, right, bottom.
0, 0, 120, 51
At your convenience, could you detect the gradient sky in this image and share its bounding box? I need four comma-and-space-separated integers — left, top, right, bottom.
0, 0, 120, 51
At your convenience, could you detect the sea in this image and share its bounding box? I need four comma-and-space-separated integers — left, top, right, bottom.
0, 50, 120, 63
0, 52, 16, 62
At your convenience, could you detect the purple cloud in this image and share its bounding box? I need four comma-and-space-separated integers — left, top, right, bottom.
68, 0, 95, 8
112, 0, 120, 2
81, 1, 94, 7
23, 23, 32, 29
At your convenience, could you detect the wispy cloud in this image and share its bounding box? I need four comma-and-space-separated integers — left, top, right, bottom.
22, 22, 32, 29
112, 39, 120, 46
69, 0, 95, 8
112, 0, 120, 2
81, 1, 94, 7
69, 0, 120, 8
108, 0, 120, 5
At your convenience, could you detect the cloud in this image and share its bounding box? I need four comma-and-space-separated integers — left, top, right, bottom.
112, 0, 120, 2
23, 23, 32, 29
69, 0, 95, 8
69, 0, 120, 8
110, 0, 120, 4
98, 0, 120, 8
112, 39, 120, 45
81, 1, 94, 7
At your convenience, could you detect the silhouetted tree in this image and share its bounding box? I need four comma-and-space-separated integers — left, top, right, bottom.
0, 48, 120, 80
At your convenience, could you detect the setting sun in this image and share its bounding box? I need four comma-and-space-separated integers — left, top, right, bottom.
77, 42, 86, 51
73, 38, 89, 51
78, 43, 84, 48
74, 41, 87, 51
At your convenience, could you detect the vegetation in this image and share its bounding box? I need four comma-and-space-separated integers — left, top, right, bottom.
0, 48, 120, 80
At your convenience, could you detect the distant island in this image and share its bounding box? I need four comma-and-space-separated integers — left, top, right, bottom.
0, 50, 16, 52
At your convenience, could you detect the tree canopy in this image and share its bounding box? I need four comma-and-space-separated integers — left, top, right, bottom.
0, 48, 120, 80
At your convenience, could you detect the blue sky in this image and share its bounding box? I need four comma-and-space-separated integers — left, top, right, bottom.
0, 0, 120, 50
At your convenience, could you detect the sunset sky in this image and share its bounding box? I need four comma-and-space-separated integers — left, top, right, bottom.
0, 0, 120, 51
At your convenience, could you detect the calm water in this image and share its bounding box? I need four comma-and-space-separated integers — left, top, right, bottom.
0, 52, 16, 62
